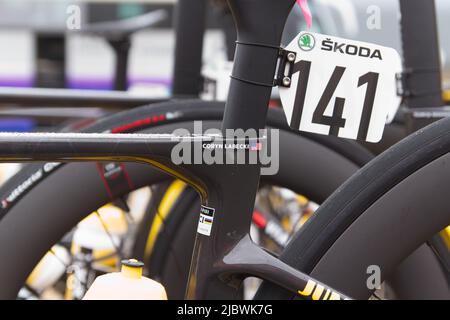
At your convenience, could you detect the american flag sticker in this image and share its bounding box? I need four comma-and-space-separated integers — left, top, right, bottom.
250, 141, 263, 151
197, 205, 215, 236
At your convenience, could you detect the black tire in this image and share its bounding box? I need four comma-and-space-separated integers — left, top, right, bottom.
256, 116, 450, 300
0, 100, 369, 299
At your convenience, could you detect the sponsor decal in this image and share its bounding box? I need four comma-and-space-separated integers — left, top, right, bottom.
321, 37, 382, 60
197, 205, 215, 236
298, 280, 343, 300
96, 162, 134, 200
298, 33, 315, 51
1, 162, 61, 210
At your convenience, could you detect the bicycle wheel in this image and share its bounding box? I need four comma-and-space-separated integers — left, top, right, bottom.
0, 100, 369, 299
256, 116, 450, 300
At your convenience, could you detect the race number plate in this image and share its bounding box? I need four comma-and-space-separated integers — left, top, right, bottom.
279, 32, 402, 143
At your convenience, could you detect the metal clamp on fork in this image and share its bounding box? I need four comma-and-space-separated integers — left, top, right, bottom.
230, 41, 297, 88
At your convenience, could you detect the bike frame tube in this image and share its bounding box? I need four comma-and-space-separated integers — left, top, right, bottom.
0, 0, 352, 300
109, 38, 131, 91
171, 0, 207, 97
399, 0, 442, 109
400, 0, 444, 133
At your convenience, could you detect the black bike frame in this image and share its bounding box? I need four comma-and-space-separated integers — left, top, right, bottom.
0, 0, 352, 300
172, 0, 207, 97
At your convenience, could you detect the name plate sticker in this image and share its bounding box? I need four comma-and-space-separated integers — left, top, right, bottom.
197, 205, 215, 236
279, 32, 402, 143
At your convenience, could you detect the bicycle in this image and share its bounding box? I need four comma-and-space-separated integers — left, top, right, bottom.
126, 0, 449, 299
0, 0, 448, 300
141, 0, 450, 300
2, 0, 370, 300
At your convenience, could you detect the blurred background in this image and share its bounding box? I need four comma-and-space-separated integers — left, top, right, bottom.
0, 0, 225, 96
0, 0, 448, 94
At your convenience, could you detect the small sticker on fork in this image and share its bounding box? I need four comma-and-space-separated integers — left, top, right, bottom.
197, 205, 215, 236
